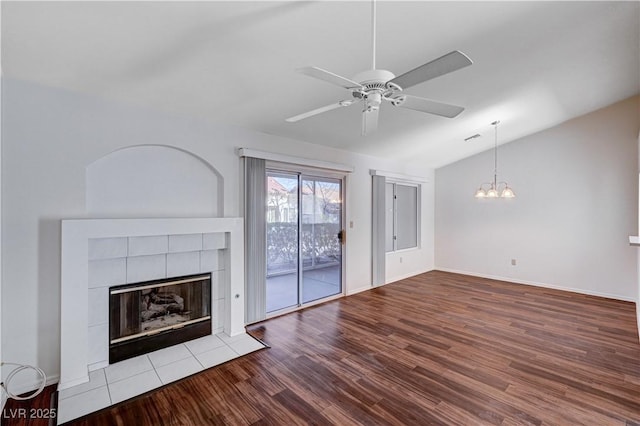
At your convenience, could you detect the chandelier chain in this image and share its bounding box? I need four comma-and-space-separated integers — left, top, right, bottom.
493, 120, 499, 186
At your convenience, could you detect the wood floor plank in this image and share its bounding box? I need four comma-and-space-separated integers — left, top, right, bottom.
1, 383, 57, 426
59, 271, 640, 425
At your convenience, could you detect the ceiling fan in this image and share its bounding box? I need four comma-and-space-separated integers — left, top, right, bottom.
286, 0, 473, 136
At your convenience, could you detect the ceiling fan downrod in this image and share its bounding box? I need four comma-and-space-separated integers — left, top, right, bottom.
371, 0, 377, 70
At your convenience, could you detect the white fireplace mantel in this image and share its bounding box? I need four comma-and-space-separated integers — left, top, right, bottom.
59, 218, 244, 390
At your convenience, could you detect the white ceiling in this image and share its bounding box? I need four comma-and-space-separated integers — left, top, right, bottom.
2, 1, 639, 168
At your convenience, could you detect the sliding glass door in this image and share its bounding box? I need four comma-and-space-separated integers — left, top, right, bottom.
266, 171, 343, 314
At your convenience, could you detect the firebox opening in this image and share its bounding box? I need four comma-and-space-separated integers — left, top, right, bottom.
109, 273, 212, 364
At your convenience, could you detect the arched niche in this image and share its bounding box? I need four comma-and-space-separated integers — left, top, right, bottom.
86, 145, 223, 217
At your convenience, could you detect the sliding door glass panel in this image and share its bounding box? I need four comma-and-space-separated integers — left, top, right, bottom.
395, 184, 418, 250
266, 172, 299, 313
301, 177, 342, 304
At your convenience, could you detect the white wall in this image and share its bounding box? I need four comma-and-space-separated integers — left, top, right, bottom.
637, 135, 640, 339
1, 77, 435, 391
86, 145, 222, 217
0, 2, 4, 408
435, 96, 639, 301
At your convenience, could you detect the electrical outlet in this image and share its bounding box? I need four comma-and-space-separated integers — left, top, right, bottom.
511, 259, 517, 266
349, 221, 354, 228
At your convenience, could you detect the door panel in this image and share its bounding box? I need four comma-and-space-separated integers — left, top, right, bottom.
301, 177, 342, 304
265, 172, 299, 313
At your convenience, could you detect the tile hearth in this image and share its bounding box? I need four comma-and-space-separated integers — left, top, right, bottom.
57, 332, 266, 424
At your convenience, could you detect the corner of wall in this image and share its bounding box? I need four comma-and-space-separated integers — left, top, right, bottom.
0, 19, 5, 408
435, 98, 639, 302
637, 133, 640, 342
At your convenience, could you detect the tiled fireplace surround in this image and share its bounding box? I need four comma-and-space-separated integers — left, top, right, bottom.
89, 232, 225, 368
59, 218, 246, 391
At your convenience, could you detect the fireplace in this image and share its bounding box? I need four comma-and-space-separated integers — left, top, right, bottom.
109, 273, 212, 363
60, 218, 245, 390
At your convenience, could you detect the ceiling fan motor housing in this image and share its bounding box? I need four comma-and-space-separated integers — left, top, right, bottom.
352, 69, 399, 111
352, 69, 396, 89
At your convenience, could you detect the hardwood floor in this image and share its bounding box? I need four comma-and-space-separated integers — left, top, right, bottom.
2, 383, 57, 426
64, 271, 640, 425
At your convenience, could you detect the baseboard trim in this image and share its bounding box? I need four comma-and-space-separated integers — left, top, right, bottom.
3, 372, 59, 398
346, 285, 372, 296
386, 268, 433, 286
434, 268, 636, 302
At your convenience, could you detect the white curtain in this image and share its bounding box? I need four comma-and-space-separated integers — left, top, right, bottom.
372, 175, 386, 286
244, 157, 266, 323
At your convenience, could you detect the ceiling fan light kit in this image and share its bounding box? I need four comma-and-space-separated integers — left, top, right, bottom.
474, 121, 516, 199
286, 0, 473, 135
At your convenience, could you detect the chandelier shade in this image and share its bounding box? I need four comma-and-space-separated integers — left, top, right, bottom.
474, 121, 515, 199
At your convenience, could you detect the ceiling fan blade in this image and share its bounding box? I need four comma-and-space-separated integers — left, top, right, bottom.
297, 66, 364, 90
392, 95, 464, 118
387, 50, 472, 91
286, 99, 359, 123
362, 108, 379, 136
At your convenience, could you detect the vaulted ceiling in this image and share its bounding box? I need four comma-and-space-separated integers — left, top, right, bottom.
2, 1, 639, 168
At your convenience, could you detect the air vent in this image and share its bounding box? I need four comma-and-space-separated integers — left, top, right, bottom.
363, 82, 387, 90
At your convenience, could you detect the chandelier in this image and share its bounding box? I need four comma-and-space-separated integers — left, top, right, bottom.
474, 120, 515, 198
